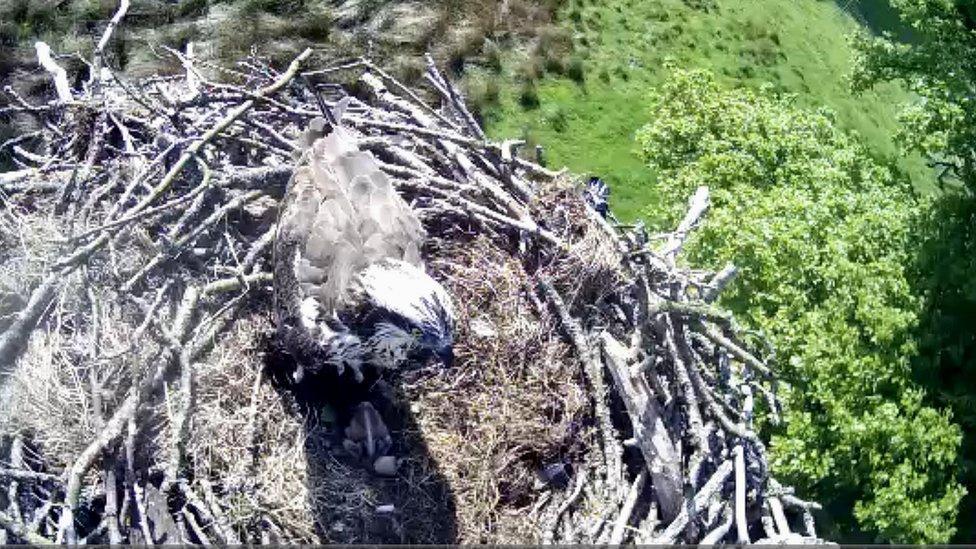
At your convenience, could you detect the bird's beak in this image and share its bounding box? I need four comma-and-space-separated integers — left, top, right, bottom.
436, 346, 454, 368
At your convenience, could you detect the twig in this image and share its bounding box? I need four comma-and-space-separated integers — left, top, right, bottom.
92, 0, 130, 82
0, 510, 52, 545
662, 186, 709, 263
702, 263, 738, 303
734, 444, 749, 543
608, 470, 647, 544
700, 504, 733, 545
538, 280, 621, 489
35, 42, 72, 102
650, 459, 734, 543
0, 468, 61, 483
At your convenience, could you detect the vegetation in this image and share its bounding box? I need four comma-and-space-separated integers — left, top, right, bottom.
853, 0, 976, 195
636, 69, 964, 543
852, 0, 976, 540
472, 0, 932, 220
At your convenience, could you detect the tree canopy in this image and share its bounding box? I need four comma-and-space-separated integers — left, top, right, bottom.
852, 0, 976, 194
636, 68, 964, 543
853, 0, 976, 540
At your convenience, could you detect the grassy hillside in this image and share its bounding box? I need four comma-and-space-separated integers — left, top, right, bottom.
466, 0, 931, 221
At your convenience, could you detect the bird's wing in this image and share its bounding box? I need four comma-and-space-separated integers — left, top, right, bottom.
286, 126, 426, 318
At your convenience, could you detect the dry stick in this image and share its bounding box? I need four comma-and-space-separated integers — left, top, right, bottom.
652, 300, 735, 327
364, 80, 529, 205
608, 470, 647, 544
126, 48, 311, 218
362, 140, 439, 177
683, 338, 763, 448
0, 510, 51, 545
662, 186, 709, 264
600, 333, 682, 523
121, 189, 267, 292
178, 482, 232, 544
59, 110, 109, 229
35, 42, 72, 102
163, 349, 196, 496
696, 322, 772, 377
361, 60, 459, 130
345, 115, 480, 147
664, 318, 707, 483
27, 499, 55, 536
198, 479, 240, 544
71, 157, 215, 241
423, 54, 485, 140
768, 496, 791, 536
57, 285, 200, 541
394, 174, 564, 248
91, 0, 129, 83
651, 459, 734, 543
360, 72, 437, 130
537, 280, 622, 493
132, 481, 154, 544
104, 456, 122, 544
181, 507, 211, 545
454, 150, 530, 219
378, 162, 476, 194
245, 366, 265, 482
549, 468, 588, 540
103, 141, 179, 222
60, 280, 255, 542
733, 444, 749, 543
0, 468, 61, 483
244, 118, 298, 152
4, 436, 24, 524
700, 504, 733, 545
0, 273, 58, 376
300, 58, 365, 77
702, 263, 738, 303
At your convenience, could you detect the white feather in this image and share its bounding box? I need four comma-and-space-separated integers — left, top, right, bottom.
358, 259, 455, 328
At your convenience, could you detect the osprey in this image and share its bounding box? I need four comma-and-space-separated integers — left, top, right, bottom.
274, 111, 456, 384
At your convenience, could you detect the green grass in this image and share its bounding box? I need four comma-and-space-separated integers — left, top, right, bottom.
469, 0, 933, 221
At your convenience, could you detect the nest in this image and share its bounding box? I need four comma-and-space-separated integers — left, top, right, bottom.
0, 15, 831, 545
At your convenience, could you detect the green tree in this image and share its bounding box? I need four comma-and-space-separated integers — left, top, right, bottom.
851, 0, 976, 194
853, 1, 976, 540
636, 69, 964, 543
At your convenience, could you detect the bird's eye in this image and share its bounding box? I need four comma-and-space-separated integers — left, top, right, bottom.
411, 328, 422, 339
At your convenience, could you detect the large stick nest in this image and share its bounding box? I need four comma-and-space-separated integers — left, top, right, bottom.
0, 34, 832, 545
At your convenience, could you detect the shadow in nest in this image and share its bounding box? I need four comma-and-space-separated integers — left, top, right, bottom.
262, 340, 458, 544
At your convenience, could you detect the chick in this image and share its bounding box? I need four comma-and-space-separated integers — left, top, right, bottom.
342, 401, 392, 463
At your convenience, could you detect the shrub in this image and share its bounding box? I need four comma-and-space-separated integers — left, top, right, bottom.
542, 54, 565, 75
517, 54, 543, 82
545, 105, 568, 132
483, 38, 502, 72
518, 83, 539, 109
566, 56, 584, 83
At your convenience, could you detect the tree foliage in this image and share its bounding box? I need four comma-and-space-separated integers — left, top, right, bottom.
636, 69, 964, 543
851, 0, 976, 193
853, 1, 976, 540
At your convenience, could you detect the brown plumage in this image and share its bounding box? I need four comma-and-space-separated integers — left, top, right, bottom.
274, 117, 455, 384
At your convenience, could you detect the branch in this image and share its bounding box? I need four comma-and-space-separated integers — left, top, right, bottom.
35, 42, 72, 102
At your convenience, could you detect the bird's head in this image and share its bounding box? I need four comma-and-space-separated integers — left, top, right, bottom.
356, 259, 456, 368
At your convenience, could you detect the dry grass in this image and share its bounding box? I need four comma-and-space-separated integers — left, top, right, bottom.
532, 178, 625, 314
417, 234, 588, 542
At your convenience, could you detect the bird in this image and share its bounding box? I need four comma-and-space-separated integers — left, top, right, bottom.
273, 102, 456, 387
